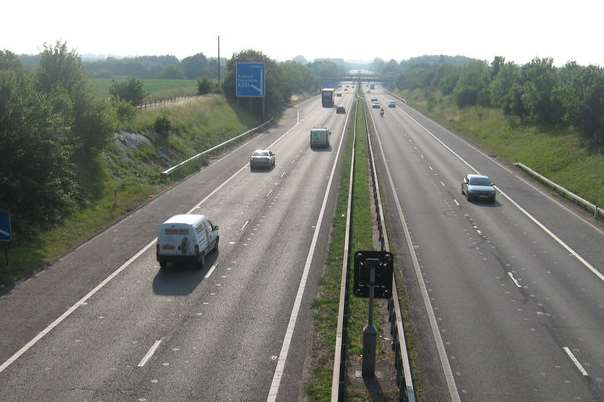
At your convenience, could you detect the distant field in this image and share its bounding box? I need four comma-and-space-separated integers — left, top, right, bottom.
90, 78, 198, 102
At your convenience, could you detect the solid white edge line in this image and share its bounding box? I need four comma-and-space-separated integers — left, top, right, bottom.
507, 272, 522, 288
563, 346, 589, 376
204, 264, 218, 279
267, 95, 353, 402
454, 199, 460, 207
367, 97, 461, 402
388, 90, 604, 237
0, 100, 310, 376
399, 107, 604, 283
137, 340, 162, 367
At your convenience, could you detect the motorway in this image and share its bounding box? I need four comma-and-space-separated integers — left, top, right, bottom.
0, 92, 354, 401
367, 86, 604, 401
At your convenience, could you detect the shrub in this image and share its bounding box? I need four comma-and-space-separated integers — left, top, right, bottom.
154, 115, 172, 138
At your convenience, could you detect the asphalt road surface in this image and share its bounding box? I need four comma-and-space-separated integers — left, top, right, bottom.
0, 92, 354, 401
367, 86, 604, 402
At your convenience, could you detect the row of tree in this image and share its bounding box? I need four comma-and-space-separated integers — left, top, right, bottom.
381, 56, 604, 152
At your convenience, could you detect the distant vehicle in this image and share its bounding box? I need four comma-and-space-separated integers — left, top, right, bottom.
310, 128, 331, 149
336, 92, 343, 97
388, 100, 396, 108
380, 108, 384, 117
371, 97, 378, 102
157, 214, 219, 270
370, 83, 375, 89
372, 103, 381, 109
321, 88, 335, 107
344, 88, 348, 91
461, 174, 496, 202
250, 149, 275, 170
336, 105, 346, 114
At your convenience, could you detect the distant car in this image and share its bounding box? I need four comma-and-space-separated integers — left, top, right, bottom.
250, 149, 275, 170
336, 105, 346, 114
371, 97, 378, 102
336, 93, 343, 97
388, 100, 396, 108
461, 174, 496, 202
372, 103, 381, 109
344, 88, 348, 91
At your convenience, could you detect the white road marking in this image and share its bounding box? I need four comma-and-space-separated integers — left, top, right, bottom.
400, 109, 604, 282
440, 181, 446, 187
138, 340, 162, 367
281, 172, 286, 178
266, 189, 273, 198
267, 95, 353, 402
507, 272, 522, 288
367, 105, 461, 402
563, 347, 589, 376
0, 98, 309, 375
241, 220, 250, 231
204, 264, 217, 279
429, 165, 433, 171
454, 199, 460, 207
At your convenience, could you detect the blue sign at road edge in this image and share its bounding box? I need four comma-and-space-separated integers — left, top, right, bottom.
236, 62, 265, 98
0, 211, 12, 242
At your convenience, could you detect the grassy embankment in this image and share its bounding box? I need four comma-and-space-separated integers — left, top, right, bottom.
306, 100, 386, 400
90, 78, 199, 102
398, 89, 604, 208
0, 95, 257, 289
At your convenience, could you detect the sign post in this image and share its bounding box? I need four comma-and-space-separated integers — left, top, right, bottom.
236, 62, 266, 119
354, 250, 393, 378
0, 211, 12, 265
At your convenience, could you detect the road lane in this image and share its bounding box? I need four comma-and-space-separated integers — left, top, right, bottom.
368, 88, 603, 402
0, 92, 353, 401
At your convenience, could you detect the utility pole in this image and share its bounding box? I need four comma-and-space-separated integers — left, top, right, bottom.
217, 35, 221, 85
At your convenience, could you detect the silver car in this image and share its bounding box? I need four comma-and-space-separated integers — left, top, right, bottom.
250, 149, 275, 171
461, 174, 496, 202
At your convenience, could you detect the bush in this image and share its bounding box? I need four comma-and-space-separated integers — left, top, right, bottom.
154, 115, 172, 138
114, 99, 136, 124
109, 77, 146, 106
197, 78, 211, 94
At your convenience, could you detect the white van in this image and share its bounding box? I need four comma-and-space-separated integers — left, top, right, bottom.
156, 214, 219, 270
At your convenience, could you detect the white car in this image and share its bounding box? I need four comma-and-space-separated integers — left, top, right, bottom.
250, 149, 275, 170
157, 214, 219, 270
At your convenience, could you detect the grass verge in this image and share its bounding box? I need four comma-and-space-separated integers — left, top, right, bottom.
398, 89, 604, 208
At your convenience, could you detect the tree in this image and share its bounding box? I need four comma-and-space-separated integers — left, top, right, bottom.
37, 41, 86, 95
160, 65, 184, 79
0, 50, 22, 71
181, 53, 209, 79
292, 55, 308, 65
519, 58, 562, 125
109, 77, 146, 106
489, 61, 519, 108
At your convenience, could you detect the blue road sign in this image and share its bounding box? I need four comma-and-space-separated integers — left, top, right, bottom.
236, 62, 265, 97
0, 211, 11, 242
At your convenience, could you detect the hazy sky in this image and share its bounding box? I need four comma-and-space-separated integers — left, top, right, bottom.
2, 0, 603, 66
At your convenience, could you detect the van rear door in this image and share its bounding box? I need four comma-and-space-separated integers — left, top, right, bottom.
159, 224, 192, 256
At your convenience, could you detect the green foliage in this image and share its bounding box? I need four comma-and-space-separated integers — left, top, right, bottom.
153, 114, 172, 138
0, 69, 77, 229
181, 53, 209, 79
114, 99, 136, 124
109, 77, 146, 105
197, 78, 211, 94
161, 65, 184, 79
0, 50, 22, 70
37, 41, 85, 94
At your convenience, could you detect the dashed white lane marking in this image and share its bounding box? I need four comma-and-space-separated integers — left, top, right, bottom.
563, 347, 589, 376
138, 340, 162, 367
399, 106, 604, 283
507, 272, 522, 288
204, 264, 217, 279
266, 189, 273, 198
267, 94, 353, 402
429, 165, 433, 171
454, 199, 460, 207
281, 171, 286, 178
241, 220, 250, 231
440, 181, 446, 187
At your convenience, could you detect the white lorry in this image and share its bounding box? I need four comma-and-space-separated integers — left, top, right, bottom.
310, 128, 331, 149
156, 214, 219, 270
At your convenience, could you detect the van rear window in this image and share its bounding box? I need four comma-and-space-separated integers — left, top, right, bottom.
165, 228, 189, 235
